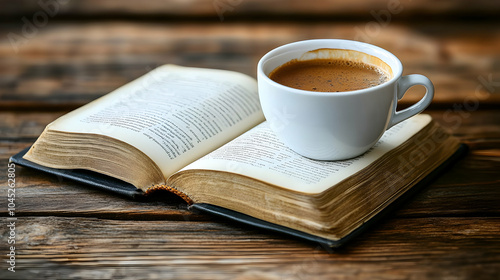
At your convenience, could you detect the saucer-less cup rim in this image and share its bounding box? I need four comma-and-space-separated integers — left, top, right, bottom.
257, 39, 403, 97
258, 39, 433, 129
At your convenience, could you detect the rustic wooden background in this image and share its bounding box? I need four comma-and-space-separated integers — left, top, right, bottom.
1, 0, 499, 279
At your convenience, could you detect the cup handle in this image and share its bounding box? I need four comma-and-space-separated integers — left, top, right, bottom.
388, 74, 434, 127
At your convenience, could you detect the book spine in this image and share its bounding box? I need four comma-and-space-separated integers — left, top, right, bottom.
145, 184, 194, 205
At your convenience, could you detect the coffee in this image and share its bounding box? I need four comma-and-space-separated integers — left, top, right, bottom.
268, 49, 392, 92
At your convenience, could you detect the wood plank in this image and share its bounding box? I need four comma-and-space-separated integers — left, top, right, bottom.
395, 152, 500, 218
0, 216, 498, 279
1, 21, 499, 109
428, 110, 500, 151
1, 0, 498, 19
0, 111, 65, 140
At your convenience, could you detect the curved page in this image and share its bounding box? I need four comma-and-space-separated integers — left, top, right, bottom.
180, 114, 431, 194
48, 65, 265, 177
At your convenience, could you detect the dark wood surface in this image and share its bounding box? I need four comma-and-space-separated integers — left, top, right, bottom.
1, 2, 499, 279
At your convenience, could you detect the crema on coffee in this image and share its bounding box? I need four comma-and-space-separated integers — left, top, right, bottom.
268, 48, 393, 92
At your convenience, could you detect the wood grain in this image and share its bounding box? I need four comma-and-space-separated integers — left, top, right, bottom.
1, 0, 499, 19
0, 216, 498, 279
1, 2, 499, 278
1, 21, 499, 109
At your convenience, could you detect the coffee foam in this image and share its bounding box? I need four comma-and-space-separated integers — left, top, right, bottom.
268, 48, 393, 92
298, 48, 393, 79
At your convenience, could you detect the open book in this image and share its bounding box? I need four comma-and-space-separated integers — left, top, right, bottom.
13, 65, 466, 247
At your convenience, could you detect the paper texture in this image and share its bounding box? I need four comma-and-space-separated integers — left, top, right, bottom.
48, 65, 264, 177
182, 114, 431, 194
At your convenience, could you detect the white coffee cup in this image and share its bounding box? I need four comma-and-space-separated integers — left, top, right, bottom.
257, 39, 434, 160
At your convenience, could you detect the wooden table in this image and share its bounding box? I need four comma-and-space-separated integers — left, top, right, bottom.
1, 1, 499, 279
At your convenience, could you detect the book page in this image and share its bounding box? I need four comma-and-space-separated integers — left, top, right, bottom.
48, 65, 265, 177
180, 114, 432, 194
